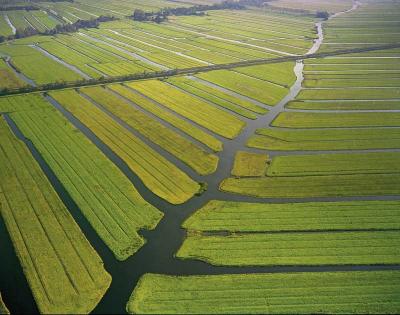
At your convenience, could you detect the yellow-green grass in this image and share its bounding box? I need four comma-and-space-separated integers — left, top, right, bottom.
246, 129, 400, 151
182, 200, 400, 232
296, 88, 400, 100
286, 100, 400, 110
231, 151, 269, 178
0, 116, 111, 314
20, 12, 46, 33
176, 231, 400, 266
171, 77, 268, 114
219, 174, 400, 198
80, 86, 218, 175
0, 93, 49, 113
51, 89, 200, 204
8, 95, 162, 261
303, 78, 400, 88
233, 62, 296, 87
127, 271, 400, 314
167, 77, 257, 120
0, 58, 26, 89
127, 80, 247, 139
10, 35, 52, 45
0, 14, 13, 37
304, 58, 400, 64
0, 293, 9, 315
108, 84, 222, 152
267, 152, 400, 177
138, 51, 205, 69
271, 112, 400, 128
304, 64, 400, 71
196, 70, 290, 106
0, 45, 83, 85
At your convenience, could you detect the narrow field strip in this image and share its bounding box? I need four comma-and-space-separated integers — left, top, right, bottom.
286, 100, 400, 110
176, 231, 400, 266
108, 84, 223, 152
246, 128, 400, 151
127, 80, 246, 139
79, 86, 219, 175
267, 152, 400, 176
0, 116, 111, 313
296, 88, 400, 100
231, 151, 269, 178
127, 272, 400, 314
271, 112, 400, 128
219, 173, 400, 198
5, 94, 162, 261
51, 89, 200, 204
182, 200, 400, 232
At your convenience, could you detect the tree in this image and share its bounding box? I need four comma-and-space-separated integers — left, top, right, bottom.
133, 9, 146, 21
316, 11, 329, 20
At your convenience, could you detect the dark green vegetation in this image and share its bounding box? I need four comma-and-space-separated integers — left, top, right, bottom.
0, 116, 111, 313
182, 200, 400, 232
127, 272, 400, 314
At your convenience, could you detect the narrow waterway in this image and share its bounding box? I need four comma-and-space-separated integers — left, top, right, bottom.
4, 14, 16, 34
1, 1, 399, 314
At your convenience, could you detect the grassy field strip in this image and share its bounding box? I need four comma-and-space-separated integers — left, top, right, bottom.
7, 12, 30, 30
0, 116, 111, 313
138, 51, 206, 69
0, 293, 9, 315
127, 272, 400, 314
108, 84, 223, 152
220, 173, 400, 198
0, 14, 14, 37
302, 78, 400, 88
304, 58, 400, 64
246, 128, 400, 151
31, 11, 60, 30
0, 93, 49, 113
296, 88, 400, 100
286, 100, 400, 110
271, 112, 400, 128
195, 70, 290, 106
304, 64, 400, 71
51, 89, 200, 204
7, 95, 163, 261
167, 77, 257, 120
233, 62, 296, 88
267, 152, 400, 177
80, 86, 218, 175
231, 151, 269, 178
0, 57, 26, 89
127, 80, 247, 139
0, 45, 83, 85
182, 77, 268, 114
176, 231, 400, 266
21, 12, 46, 33
182, 200, 400, 232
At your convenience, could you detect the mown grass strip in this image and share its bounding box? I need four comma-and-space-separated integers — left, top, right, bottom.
0, 116, 111, 313
219, 174, 400, 198
296, 88, 400, 100
231, 151, 269, 178
267, 152, 400, 176
176, 231, 400, 266
51, 89, 200, 204
127, 272, 400, 314
272, 112, 400, 128
182, 200, 400, 232
108, 84, 223, 152
79, 86, 219, 175
6, 94, 162, 261
127, 80, 246, 139
286, 100, 400, 110
246, 128, 400, 151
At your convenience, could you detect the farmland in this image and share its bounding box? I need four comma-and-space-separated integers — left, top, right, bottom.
182, 200, 400, 232
127, 272, 400, 314
0, 116, 111, 313
1, 0, 400, 313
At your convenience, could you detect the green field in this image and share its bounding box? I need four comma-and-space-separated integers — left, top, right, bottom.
182, 200, 400, 232
231, 151, 269, 178
267, 152, 400, 176
0, 293, 9, 315
196, 70, 290, 105
51, 89, 200, 204
272, 112, 400, 128
176, 231, 400, 266
219, 173, 400, 198
247, 128, 400, 151
0, 116, 111, 313
107, 84, 223, 152
296, 88, 400, 100
286, 100, 400, 110
0, 14, 13, 37
128, 80, 247, 139
80, 86, 219, 175
0, 58, 26, 89
6, 94, 163, 261
303, 78, 400, 88
127, 271, 400, 314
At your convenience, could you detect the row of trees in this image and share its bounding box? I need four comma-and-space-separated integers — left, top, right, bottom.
130, 1, 246, 23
